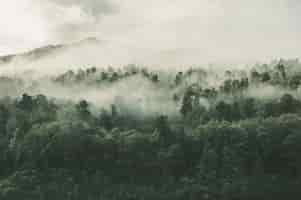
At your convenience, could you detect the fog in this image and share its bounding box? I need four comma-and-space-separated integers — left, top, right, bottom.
1, 0, 300, 63
0, 71, 182, 118
1, 0, 301, 119
1, 58, 301, 121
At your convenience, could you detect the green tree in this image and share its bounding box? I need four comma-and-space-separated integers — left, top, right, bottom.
0, 104, 9, 136
279, 94, 295, 114
215, 101, 232, 121
76, 100, 91, 121
154, 115, 172, 146
17, 94, 34, 112
181, 88, 194, 117
99, 109, 113, 130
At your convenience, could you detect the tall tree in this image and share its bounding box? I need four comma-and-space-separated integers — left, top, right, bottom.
76, 100, 91, 121
0, 105, 9, 136
17, 93, 34, 112
180, 88, 194, 117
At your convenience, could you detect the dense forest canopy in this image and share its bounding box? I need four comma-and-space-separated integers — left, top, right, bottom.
1, 59, 301, 199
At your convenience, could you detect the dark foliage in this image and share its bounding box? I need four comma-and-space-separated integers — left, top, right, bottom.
1, 61, 301, 199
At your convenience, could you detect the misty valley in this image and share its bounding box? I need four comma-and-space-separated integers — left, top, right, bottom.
1, 60, 301, 200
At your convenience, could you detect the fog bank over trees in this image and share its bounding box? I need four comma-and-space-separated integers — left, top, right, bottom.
1, 59, 301, 199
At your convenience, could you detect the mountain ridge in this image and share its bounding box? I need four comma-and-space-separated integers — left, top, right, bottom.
0, 37, 101, 65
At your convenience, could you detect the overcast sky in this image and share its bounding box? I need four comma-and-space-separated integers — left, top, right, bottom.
0, 0, 300, 63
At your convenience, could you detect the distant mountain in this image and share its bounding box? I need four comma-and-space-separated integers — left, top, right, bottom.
0, 36, 221, 74
0, 37, 101, 65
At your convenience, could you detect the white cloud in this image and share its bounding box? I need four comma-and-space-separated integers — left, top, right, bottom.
0, 0, 300, 64
0, 0, 48, 54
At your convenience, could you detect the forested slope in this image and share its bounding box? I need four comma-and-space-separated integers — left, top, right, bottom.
1, 60, 301, 199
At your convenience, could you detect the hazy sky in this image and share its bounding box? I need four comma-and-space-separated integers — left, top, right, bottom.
0, 0, 300, 63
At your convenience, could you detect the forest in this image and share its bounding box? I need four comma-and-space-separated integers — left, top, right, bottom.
1, 59, 301, 199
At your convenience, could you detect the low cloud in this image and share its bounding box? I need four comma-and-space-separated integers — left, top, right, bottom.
49, 0, 117, 19
0, 0, 301, 63
37, 0, 118, 42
